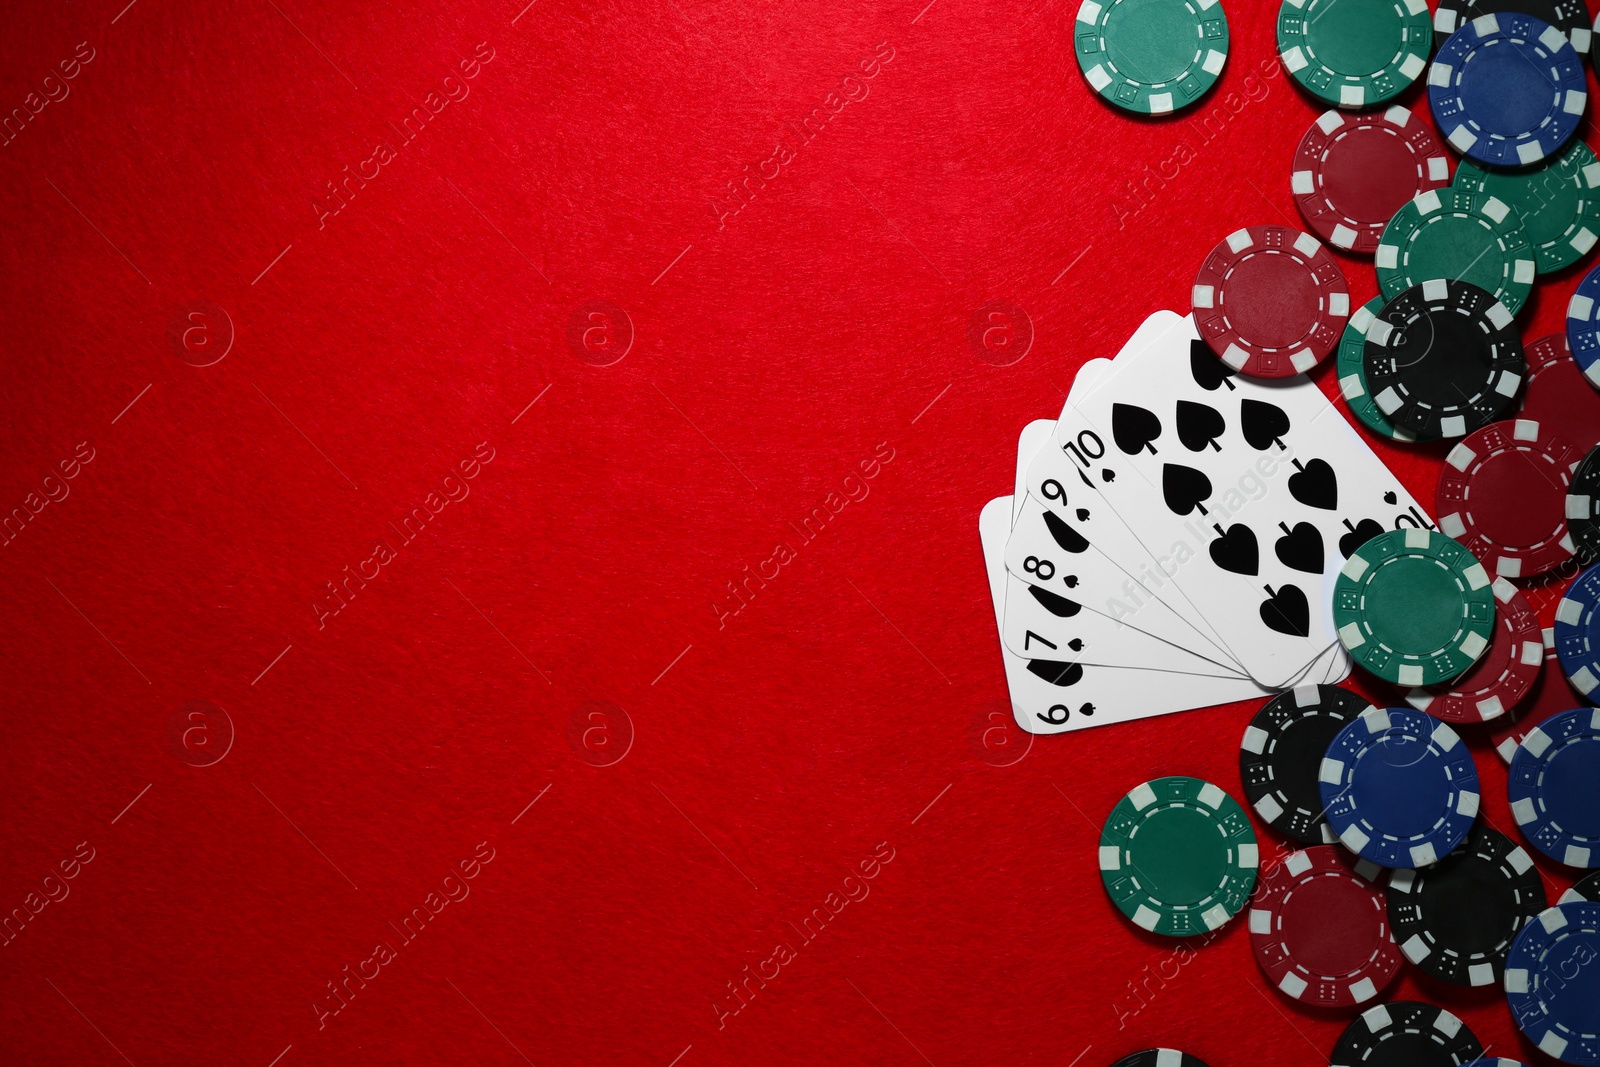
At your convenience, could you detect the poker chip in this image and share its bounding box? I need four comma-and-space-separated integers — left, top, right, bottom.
1240, 684, 1372, 844
1505, 901, 1600, 1064
1333, 528, 1497, 687
1409, 578, 1543, 723
1329, 1000, 1484, 1067
1109, 1052, 1210, 1067
1435, 0, 1594, 54
1520, 334, 1600, 451
1427, 11, 1588, 169
1098, 776, 1259, 936
1072, 0, 1228, 116
1376, 189, 1535, 315
1276, 0, 1431, 109
1386, 824, 1547, 986
1566, 265, 1600, 392
1508, 705, 1600, 867
1561, 870, 1600, 903
1455, 139, 1600, 276
1363, 280, 1526, 440
1460, 1061, 1531, 1067
1294, 108, 1450, 255
1319, 706, 1481, 868
1249, 845, 1401, 1007
1569, 444, 1600, 560
1556, 562, 1600, 698
1436, 419, 1581, 578
1488, 626, 1589, 763
1191, 226, 1349, 378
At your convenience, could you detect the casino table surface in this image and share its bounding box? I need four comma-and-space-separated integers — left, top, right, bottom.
0, 0, 1592, 1064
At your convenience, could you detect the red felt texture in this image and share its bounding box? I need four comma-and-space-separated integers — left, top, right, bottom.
0, 0, 1594, 1064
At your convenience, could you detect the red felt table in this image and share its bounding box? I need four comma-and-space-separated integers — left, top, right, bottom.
1, 0, 1593, 1064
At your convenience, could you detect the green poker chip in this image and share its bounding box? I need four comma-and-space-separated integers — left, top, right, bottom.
1074, 0, 1229, 116
1333, 528, 1497, 687
1337, 296, 1434, 443
1455, 139, 1600, 276
1098, 775, 1258, 937
1376, 187, 1536, 314
1276, 0, 1431, 109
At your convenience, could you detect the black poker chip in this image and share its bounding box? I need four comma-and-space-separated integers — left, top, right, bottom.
1239, 684, 1370, 845
1434, 0, 1594, 55
1570, 444, 1600, 562
1363, 280, 1526, 440
1109, 1052, 1210, 1067
1329, 1001, 1484, 1067
1386, 824, 1546, 986
1563, 870, 1600, 904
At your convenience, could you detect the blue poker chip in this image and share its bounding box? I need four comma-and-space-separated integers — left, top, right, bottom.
1428, 12, 1588, 168
1508, 706, 1600, 868
1319, 705, 1481, 868
1567, 263, 1600, 391
1505, 901, 1600, 1064
1555, 561, 1600, 699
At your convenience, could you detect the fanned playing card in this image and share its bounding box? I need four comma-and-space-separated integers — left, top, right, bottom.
1026, 313, 1430, 688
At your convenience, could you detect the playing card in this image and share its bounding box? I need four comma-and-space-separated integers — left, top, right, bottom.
1012, 414, 1350, 686
1007, 317, 1244, 667
982, 496, 1344, 733
1028, 313, 1431, 688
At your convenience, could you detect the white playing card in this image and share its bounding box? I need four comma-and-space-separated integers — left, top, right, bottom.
983, 497, 1346, 733
1007, 316, 1244, 671
1030, 313, 1430, 688
1012, 412, 1350, 685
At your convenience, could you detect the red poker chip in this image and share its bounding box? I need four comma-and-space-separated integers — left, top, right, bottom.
1487, 628, 1590, 763
1291, 106, 1450, 255
1192, 225, 1350, 379
1521, 333, 1600, 452
1249, 845, 1401, 1008
1436, 418, 1582, 579
1407, 578, 1543, 723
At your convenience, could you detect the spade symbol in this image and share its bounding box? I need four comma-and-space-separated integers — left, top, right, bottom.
1075, 508, 1090, 522
1339, 518, 1384, 558
1062, 574, 1079, 588
1101, 468, 1116, 483
1383, 491, 1397, 505
1210, 523, 1259, 575
1026, 659, 1083, 687
1260, 584, 1311, 637
1027, 585, 1082, 618
1162, 463, 1213, 517
1066, 638, 1084, 652
1289, 458, 1338, 510
1112, 403, 1163, 455
1190, 339, 1237, 391
1275, 521, 1325, 573
1043, 511, 1090, 554
1241, 399, 1291, 451
1177, 400, 1226, 452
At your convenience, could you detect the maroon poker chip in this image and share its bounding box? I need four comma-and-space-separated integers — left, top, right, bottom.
1436, 419, 1582, 579
1487, 627, 1590, 763
1292, 107, 1450, 255
1521, 333, 1600, 451
1249, 845, 1401, 1007
1408, 578, 1544, 723
1192, 225, 1350, 379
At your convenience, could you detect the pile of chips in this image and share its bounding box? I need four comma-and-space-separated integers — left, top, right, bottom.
1073, 0, 1600, 1063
